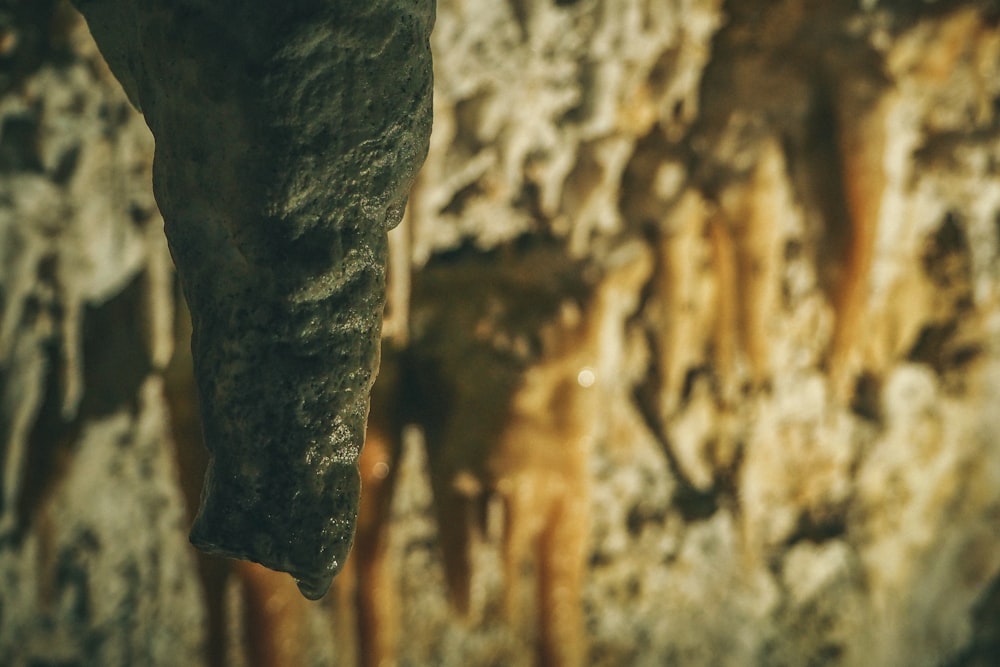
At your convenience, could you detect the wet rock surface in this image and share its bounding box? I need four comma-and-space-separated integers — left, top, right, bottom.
2, 1, 999, 666
71, 0, 435, 599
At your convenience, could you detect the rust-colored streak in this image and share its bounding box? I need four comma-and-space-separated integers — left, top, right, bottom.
491, 248, 651, 666
829, 95, 889, 399
492, 346, 593, 667
236, 561, 307, 667
375, 246, 649, 664
733, 142, 785, 383
536, 495, 588, 667
654, 191, 716, 413
351, 350, 404, 667
434, 491, 479, 617
709, 214, 739, 399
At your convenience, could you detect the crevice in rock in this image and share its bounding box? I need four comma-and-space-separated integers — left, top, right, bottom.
631, 381, 723, 524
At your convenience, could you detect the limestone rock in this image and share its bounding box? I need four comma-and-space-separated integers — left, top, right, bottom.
3, 1, 1000, 666
0, 3, 203, 664
71, 0, 435, 599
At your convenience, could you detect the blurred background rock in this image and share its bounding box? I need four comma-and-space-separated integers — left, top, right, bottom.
1, 1, 998, 665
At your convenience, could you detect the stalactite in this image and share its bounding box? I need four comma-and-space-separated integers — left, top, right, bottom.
70, 0, 435, 598
6, 1, 1000, 665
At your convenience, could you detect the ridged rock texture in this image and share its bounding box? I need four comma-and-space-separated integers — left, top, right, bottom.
70, 0, 435, 600
2, 1, 1000, 666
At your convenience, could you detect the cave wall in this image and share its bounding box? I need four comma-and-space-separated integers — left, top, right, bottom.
0, 1, 203, 664
1, 1, 999, 666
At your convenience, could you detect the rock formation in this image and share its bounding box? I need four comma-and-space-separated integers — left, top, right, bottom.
1, 1, 998, 666
71, 0, 435, 599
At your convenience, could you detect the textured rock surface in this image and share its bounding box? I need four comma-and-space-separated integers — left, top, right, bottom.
72, 0, 435, 598
365, 1, 1000, 665
2, 1, 1000, 666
